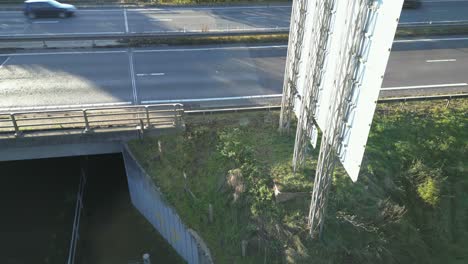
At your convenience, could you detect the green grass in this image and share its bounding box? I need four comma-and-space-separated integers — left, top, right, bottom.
129, 98, 468, 263
123, 34, 289, 47
396, 25, 468, 38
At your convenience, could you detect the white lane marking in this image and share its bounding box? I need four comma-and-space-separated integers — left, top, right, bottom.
426, 59, 457, 62
128, 51, 138, 104
0, 50, 127, 56
0, 45, 286, 56
0, 56, 11, 68
394, 37, 468, 43
135, 45, 287, 53
32, 21, 59, 24
123, 8, 129, 33
128, 5, 291, 11
381, 83, 467, 91
151, 18, 173, 22
0, 101, 133, 113
142, 94, 282, 104
136, 73, 165, 77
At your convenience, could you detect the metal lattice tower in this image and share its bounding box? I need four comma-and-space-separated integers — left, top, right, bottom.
308, 0, 377, 238
279, 0, 308, 134
292, 0, 336, 171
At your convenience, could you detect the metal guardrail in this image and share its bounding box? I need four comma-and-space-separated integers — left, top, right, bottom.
0, 104, 183, 137
377, 93, 468, 102
184, 93, 468, 114
0, 28, 289, 43
0, 94, 465, 137
398, 20, 468, 28
0, 21, 464, 43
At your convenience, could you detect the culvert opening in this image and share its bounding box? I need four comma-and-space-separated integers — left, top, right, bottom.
0, 153, 184, 264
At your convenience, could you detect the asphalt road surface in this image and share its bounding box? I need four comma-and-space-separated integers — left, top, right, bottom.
0, 36, 467, 111
0, 1, 467, 37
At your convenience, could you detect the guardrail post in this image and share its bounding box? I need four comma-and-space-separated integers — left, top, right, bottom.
82, 109, 90, 133
137, 119, 145, 139
142, 253, 151, 264
173, 105, 178, 127
145, 106, 151, 128
10, 113, 21, 137
42, 40, 47, 48
174, 104, 183, 128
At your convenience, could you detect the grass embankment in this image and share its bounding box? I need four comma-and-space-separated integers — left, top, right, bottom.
123, 24, 467, 47
124, 34, 288, 47
129, 99, 468, 263
396, 25, 468, 38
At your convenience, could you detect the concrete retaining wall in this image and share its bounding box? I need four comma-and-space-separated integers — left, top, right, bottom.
122, 144, 213, 264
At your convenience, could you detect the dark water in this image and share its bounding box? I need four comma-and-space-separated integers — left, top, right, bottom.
0, 154, 184, 264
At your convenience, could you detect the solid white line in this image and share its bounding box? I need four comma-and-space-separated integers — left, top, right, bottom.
136, 73, 165, 76
0, 50, 127, 57
394, 37, 468, 43
128, 51, 138, 104
0, 101, 133, 113
32, 21, 59, 24
381, 83, 467, 91
0, 45, 286, 56
426, 59, 456, 62
0, 56, 11, 68
135, 45, 287, 53
141, 94, 282, 104
123, 8, 129, 33
128, 5, 291, 11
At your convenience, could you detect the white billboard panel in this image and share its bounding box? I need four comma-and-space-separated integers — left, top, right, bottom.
337, 0, 404, 181
290, 0, 404, 181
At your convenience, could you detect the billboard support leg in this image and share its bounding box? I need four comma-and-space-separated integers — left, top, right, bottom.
279, 0, 308, 134
308, 135, 336, 238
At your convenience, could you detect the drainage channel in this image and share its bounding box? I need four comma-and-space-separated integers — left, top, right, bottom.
0, 154, 184, 264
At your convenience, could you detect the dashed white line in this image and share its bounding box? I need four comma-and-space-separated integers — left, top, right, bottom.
151, 18, 173, 22
426, 59, 457, 63
0, 56, 11, 68
128, 51, 138, 104
381, 83, 467, 91
124, 8, 129, 33
142, 94, 282, 104
32, 21, 59, 24
136, 73, 165, 77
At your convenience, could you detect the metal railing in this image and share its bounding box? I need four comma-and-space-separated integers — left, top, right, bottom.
0, 104, 183, 137
0, 94, 465, 138
0, 28, 289, 43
